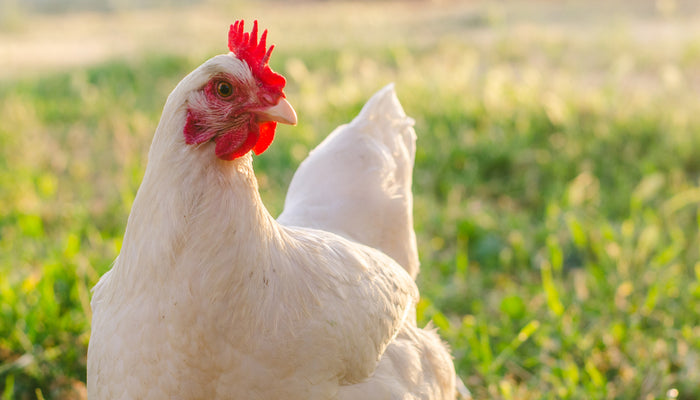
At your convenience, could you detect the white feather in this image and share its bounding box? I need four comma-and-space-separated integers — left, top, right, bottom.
279, 84, 420, 278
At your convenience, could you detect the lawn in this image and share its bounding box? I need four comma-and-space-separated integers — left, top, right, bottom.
1, 1, 699, 399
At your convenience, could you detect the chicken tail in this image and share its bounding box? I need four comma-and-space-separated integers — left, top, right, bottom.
279, 84, 420, 278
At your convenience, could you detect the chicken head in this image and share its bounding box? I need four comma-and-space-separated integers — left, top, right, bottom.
183, 20, 296, 161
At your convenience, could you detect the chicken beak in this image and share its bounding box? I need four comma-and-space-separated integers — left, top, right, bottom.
255, 98, 297, 125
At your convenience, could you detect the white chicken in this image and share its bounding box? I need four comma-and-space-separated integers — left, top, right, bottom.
88, 20, 467, 399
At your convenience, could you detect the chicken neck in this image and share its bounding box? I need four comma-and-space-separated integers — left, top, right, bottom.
113, 133, 282, 298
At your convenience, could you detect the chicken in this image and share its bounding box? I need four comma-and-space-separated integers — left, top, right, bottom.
88, 20, 463, 399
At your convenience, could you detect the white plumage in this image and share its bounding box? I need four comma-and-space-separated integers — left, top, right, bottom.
279, 84, 419, 279
88, 47, 465, 399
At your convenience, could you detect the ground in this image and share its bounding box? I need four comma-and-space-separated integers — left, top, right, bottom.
0, 1, 699, 399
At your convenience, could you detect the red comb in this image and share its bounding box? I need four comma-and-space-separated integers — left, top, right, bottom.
228, 20, 286, 93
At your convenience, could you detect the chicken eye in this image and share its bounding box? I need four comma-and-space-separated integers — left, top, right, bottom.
216, 81, 234, 98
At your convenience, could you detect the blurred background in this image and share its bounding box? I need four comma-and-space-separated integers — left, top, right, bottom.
1, 0, 699, 399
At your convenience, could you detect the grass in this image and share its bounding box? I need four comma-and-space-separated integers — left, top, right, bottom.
1, 1, 700, 399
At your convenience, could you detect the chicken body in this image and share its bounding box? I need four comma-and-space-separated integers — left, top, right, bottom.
88, 34, 457, 399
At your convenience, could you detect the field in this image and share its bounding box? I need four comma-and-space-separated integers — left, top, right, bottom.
1, 1, 700, 399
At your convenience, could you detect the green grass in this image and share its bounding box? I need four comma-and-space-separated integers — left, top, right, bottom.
2, 2, 700, 399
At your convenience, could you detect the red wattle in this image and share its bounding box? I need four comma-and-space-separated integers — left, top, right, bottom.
213, 118, 262, 160
253, 121, 277, 155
